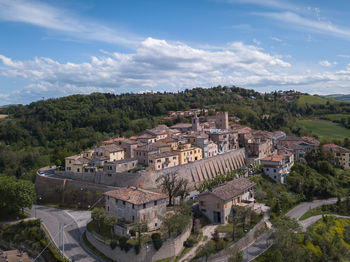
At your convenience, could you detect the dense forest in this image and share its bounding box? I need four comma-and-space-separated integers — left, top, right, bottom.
1, 86, 350, 181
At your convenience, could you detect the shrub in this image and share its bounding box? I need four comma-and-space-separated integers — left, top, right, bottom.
129, 229, 136, 237
215, 239, 226, 250
151, 233, 163, 250
183, 235, 197, 248
344, 224, 350, 244
110, 239, 118, 250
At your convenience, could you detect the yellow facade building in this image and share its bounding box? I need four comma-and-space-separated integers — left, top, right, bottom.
173, 143, 202, 165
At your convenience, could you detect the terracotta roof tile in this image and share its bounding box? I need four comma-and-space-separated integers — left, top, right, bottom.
104, 187, 166, 205
199, 178, 255, 201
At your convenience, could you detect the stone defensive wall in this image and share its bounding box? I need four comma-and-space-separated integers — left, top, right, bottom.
35, 148, 246, 204
154, 148, 246, 189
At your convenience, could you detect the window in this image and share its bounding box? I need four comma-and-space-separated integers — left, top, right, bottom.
154, 201, 157, 206
108, 173, 112, 177
132, 204, 135, 209
115, 199, 118, 204
132, 216, 135, 222
173, 157, 176, 160
123, 201, 126, 205
157, 159, 161, 163
274, 169, 276, 173
77, 168, 80, 172
158, 165, 161, 169
69, 160, 71, 164
155, 223, 158, 227
107, 206, 109, 211
200, 201, 205, 207
143, 203, 146, 209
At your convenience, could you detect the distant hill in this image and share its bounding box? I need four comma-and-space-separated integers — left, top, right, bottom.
323, 94, 350, 102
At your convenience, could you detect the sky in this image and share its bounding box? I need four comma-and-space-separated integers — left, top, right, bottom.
1, 0, 350, 105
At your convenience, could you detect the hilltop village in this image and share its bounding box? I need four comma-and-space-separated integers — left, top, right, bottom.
32, 105, 350, 262
63, 109, 348, 185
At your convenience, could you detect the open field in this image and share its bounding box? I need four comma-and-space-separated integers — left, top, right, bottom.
297, 95, 340, 106
296, 119, 350, 140
324, 114, 350, 121
0, 114, 8, 119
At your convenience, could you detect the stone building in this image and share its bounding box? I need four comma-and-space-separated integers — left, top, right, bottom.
148, 151, 179, 170
103, 159, 138, 173
261, 154, 293, 183
172, 143, 203, 165
215, 112, 229, 130
104, 187, 167, 236
323, 144, 350, 170
65, 155, 90, 173
192, 114, 202, 132
118, 139, 141, 158
134, 142, 171, 165
198, 178, 255, 224
94, 144, 125, 162
278, 136, 320, 162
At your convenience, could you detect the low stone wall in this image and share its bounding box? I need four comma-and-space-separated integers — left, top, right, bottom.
86, 224, 192, 262
194, 218, 266, 262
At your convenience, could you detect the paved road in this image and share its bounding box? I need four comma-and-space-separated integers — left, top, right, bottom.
286, 198, 340, 220
210, 198, 344, 262
28, 205, 104, 262
299, 214, 350, 231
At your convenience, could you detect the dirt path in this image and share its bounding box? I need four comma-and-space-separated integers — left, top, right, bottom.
178, 224, 218, 262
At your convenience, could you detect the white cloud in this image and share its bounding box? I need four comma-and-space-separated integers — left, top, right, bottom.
255, 11, 350, 40
271, 37, 283, 42
0, 37, 350, 104
0, 0, 140, 46
0, 37, 294, 104
319, 60, 337, 67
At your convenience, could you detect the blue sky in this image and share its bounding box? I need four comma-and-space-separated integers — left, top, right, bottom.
1, 0, 350, 105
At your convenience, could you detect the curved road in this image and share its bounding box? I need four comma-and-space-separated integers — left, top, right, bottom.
28, 205, 104, 262
211, 197, 345, 262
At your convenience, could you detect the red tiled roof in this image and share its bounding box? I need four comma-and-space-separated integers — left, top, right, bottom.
199, 178, 255, 201
323, 144, 350, 153
104, 187, 166, 205
261, 155, 285, 162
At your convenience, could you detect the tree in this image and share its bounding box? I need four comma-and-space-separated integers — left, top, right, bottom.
156, 172, 188, 206
132, 222, 148, 246
91, 207, 106, 233
104, 215, 117, 239
0, 176, 35, 218
161, 203, 191, 238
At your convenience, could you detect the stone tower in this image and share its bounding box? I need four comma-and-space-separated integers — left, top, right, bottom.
192, 113, 201, 132
216, 112, 229, 130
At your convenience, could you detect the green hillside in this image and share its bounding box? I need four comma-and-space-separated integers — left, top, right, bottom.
296, 119, 350, 140
323, 94, 350, 102
297, 95, 340, 106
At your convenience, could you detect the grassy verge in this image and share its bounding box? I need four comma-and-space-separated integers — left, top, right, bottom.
82, 232, 117, 262
299, 202, 350, 221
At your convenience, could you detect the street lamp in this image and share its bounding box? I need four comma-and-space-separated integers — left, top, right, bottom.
35, 197, 42, 218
